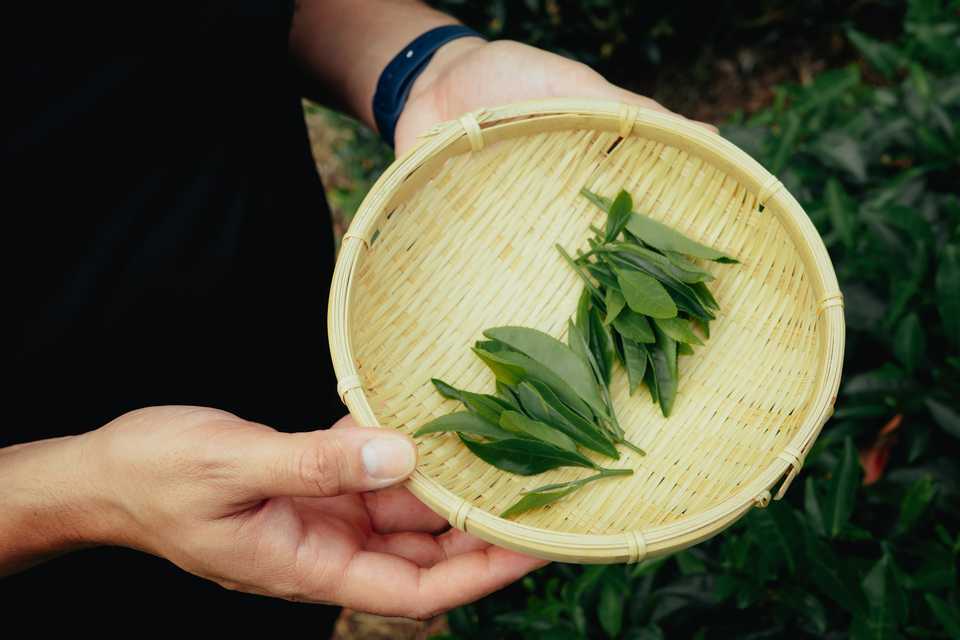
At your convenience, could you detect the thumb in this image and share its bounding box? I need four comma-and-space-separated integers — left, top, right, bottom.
243, 423, 418, 497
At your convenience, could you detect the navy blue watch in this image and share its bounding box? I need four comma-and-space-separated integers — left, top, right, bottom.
373, 25, 484, 148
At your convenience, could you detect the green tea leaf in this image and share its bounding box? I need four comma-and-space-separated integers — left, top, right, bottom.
460, 435, 597, 476
847, 27, 905, 79
644, 349, 660, 406
484, 326, 606, 417
582, 189, 737, 262
926, 397, 960, 439
613, 309, 655, 343
623, 339, 648, 395
415, 411, 512, 440
500, 485, 578, 519
653, 317, 704, 345
677, 342, 694, 356
603, 288, 627, 325
615, 267, 678, 319
604, 189, 633, 243
607, 253, 714, 320
499, 410, 579, 452
825, 178, 857, 250
598, 582, 624, 638
495, 381, 523, 413
937, 244, 960, 347
589, 307, 616, 387
925, 594, 960, 639
432, 379, 510, 425
896, 475, 937, 536
651, 324, 678, 416
825, 438, 861, 537
607, 242, 714, 284
516, 379, 619, 458
472, 347, 595, 421
852, 553, 908, 640
892, 312, 925, 373
804, 476, 826, 537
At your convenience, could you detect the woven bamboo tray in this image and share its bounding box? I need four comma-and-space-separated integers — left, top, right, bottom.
329, 99, 845, 564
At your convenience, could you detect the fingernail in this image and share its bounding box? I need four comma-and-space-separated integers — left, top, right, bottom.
362, 436, 417, 480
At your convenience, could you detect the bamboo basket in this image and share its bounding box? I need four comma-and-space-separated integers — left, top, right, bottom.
328, 99, 845, 564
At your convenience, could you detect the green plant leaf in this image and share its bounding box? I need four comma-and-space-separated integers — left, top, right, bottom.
605, 242, 714, 283
582, 188, 737, 262
613, 309, 655, 343
623, 339, 648, 395
848, 27, 906, 79
484, 326, 606, 415
825, 177, 857, 250
460, 434, 597, 476
892, 312, 925, 373
896, 475, 937, 536
926, 397, 960, 439
414, 411, 512, 440
500, 485, 578, 519
590, 306, 616, 387
615, 267, 678, 319
851, 553, 908, 640
805, 476, 826, 537
598, 582, 624, 638
650, 324, 678, 416
925, 594, 960, 638
499, 410, 579, 453
432, 378, 510, 425
513, 380, 619, 458
751, 500, 798, 574
603, 287, 627, 325
653, 316, 704, 346
825, 438, 861, 537
604, 189, 633, 243
472, 347, 595, 422
937, 244, 960, 347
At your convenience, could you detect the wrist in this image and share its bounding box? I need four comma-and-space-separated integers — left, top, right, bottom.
0, 433, 120, 574
404, 36, 486, 108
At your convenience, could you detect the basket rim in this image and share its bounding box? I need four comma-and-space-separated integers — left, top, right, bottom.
328, 98, 845, 564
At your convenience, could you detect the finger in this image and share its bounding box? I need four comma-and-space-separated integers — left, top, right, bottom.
363, 486, 449, 534
240, 426, 418, 497
365, 528, 490, 569
330, 546, 548, 619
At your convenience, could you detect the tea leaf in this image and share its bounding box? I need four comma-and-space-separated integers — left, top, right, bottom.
516, 379, 620, 458
653, 317, 704, 346
500, 485, 578, 519
589, 307, 616, 387
499, 410, 579, 452
623, 339, 648, 395
896, 475, 937, 536
582, 189, 737, 262
925, 594, 960, 639
825, 437, 861, 537
485, 326, 606, 417
415, 411, 512, 440
615, 267, 678, 319
598, 582, 624, 638
892, 312, 924, 373
926, 397, 960, 439
613, 309, 655, 343
605, 189, 633, 242
432, 378, 511, 425
651, 324, 678, 416
936, 243, 960, 347
460, 434, 597, 476
603, 288, 627, 325
472, 347, 595, 421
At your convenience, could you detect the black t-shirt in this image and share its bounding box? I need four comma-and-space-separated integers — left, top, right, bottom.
6, 3, 343, 632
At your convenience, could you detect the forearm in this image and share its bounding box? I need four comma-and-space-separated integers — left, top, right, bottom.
0, 434, 111, 576
290, 0, 478, 130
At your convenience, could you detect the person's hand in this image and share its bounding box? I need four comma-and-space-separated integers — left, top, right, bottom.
74, 406, 544, 618
394, 38, 717, 154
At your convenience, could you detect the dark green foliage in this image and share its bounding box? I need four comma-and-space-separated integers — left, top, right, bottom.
440, 2, 960, 637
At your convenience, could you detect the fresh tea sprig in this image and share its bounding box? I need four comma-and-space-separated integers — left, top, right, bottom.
557, 188, 736, 417
416, 326, 636, 518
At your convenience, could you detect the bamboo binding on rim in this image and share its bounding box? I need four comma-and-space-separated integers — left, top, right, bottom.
328, 99, 845, 564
